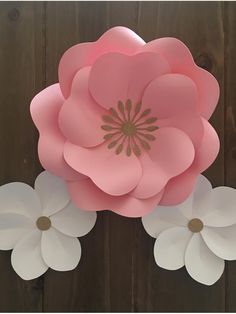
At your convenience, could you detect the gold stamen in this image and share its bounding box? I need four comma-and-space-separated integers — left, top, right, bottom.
135, 101, 142, 114
126, 144, 132, 156
131, 101, 142, 122
118, 101, 127, 122
118, 100, 125, 113
138, 133, 156, 141
145, 117, 158, 124
140, 140, 151, 150
103, 132, 120, 140
116, 143, 123, 154
136, 117, 158, 127
117, 136, 127, 154
135, 134, 151, 151
125, 99, 132, 121
137, 126, 159, 132
126, 137, 132, 156
107, 134, 124, 149
101, 125, 114, 131
110, 108, 123, 123
133, 144, 141, 156
102, 115, 121, 125
133, 108, 151, 124
108, 141, 118, 149
132, 137, 141, 156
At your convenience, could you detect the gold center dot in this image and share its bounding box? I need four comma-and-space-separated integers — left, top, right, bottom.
121, 122, 136, 136
188, 218, 203, 233
36, 216, 51, 231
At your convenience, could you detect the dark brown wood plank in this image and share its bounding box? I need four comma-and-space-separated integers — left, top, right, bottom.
0, 1, 45, 311
107, 1, 139, 32
223, 2, 236, 312
135, 1, 225, 312
43, 2, 111, 312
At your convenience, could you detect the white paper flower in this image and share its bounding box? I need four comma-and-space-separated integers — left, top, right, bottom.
142, 175, 236, 285
0, 171, 97, 280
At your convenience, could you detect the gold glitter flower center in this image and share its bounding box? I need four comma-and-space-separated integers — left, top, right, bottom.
36, 216, 51, 231
188, 218, 203, 233
101, 99, 158, 156
121, 122, 137, 136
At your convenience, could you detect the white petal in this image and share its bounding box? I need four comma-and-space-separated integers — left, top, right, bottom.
0, 213, 34, 250
11, 230, 48, 280
201, 225, 236, 260
185, 233, 224, 285
0, 182, 42, 220
178, 175, 212, 219
51, 202, 97, 237
194, 187, 236, 227
154, 226, 192, 270
35, 171, 70, 216
41, 228, 81, 271
142, 206, 188, 238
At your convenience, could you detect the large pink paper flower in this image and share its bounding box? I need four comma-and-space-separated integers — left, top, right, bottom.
30, 26, 220, 217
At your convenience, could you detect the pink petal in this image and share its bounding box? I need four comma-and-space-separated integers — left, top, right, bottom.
142, 74, 198, 119
158, 113, 204, 149
130, 152, 169, 199
67, 179, 164, 218
64, 142, 142, 196
89, 52, 170, 109
59, 26, 145, 98
30, 84, 63, 133
150, 127, 195, 179
139, 37, 194, 71
139, 38, 219, 119
38, 135, 85, 181
160, 118, 220, 205
93, 26, 145, 56
131, 127, 195, 199
58, 67, 107, 148
192, 118, 220, 173
159, 169, 198, 206
190, 67, 220, 120
30, 84, 85, 181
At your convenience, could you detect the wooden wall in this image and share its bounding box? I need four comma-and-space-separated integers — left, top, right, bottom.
0, 1, 235, 311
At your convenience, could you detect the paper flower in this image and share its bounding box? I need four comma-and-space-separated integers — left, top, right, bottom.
30, 26, 220, 218
142, 175, 236, 285
0, 171, 97, 280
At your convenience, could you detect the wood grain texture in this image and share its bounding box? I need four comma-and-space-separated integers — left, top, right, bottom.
0, 1, 45, 311
0, 1, 235, 312
224, 2, 236, 312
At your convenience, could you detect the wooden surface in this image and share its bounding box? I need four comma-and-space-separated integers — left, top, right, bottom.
0, 1, 235, 312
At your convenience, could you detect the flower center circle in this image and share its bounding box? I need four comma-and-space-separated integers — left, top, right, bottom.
101, 99, 158, 156
121, 122, 137, 136
36, 216, 51, 231
188, 218, 203, 233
